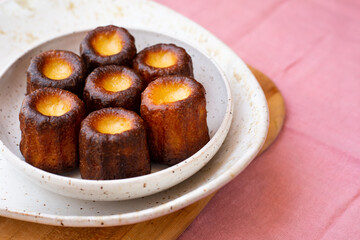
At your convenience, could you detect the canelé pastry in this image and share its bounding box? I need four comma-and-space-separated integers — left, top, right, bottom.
140, 75, 209, 166
19, 87, 85, 173
26, 50, 86, 97
83, 65, 146, 112
80, 25, 136, 72
79, 108, 151, 180
133, 43, 194, 84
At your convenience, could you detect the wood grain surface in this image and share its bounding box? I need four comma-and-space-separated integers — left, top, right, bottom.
0, 66, 285, 240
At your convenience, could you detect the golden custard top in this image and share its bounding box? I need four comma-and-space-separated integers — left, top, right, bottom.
148, 81, 192, 105
93, 114, 132, 134
36, 94, 72, 116
98, 72, 132, 92
145, 50, 178, 68
91, 31, 123, 56
42, 57, 73, 80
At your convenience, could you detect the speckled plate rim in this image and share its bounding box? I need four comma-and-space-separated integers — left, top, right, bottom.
0, 0, 269, 226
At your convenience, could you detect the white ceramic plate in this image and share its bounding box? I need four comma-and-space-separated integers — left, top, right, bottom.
0, 29, 233, 201
0, 0, 268, 226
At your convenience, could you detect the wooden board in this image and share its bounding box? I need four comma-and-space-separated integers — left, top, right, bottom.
0, 66, 285, 240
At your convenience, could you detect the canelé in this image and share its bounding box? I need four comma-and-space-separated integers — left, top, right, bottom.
19, 87, 85, 173
83, 65, 146, 112
133, 43, 194, 84
79, 108, 151, 180
26, 50, 86, 97
80, 25, 137, 72
140, 75, 209, 166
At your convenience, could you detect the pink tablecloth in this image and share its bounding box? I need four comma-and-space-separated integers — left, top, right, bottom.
155, 0, 360, 239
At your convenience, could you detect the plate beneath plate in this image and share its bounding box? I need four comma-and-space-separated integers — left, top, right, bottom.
0, 0, 268, 226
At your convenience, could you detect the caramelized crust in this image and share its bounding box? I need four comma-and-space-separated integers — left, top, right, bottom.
19, 87, 85, 173
83, 65, 146, 112
26, 50, 86, 97
133, 43, 194, 84
80, 25, 136, 72
79, 108, 151, 180
140, 76, 209, 166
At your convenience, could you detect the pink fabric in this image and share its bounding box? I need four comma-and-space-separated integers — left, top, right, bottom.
154, 0, 360, 239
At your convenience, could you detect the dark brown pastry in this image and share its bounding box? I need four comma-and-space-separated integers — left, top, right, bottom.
83, 65, 146, 113
80, 25, 136, 72
26, 50, 86, 97
140, 75, 209, 166
79, 108, 151, 180
19, 87, 85, 173
133, 43, 194, 84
